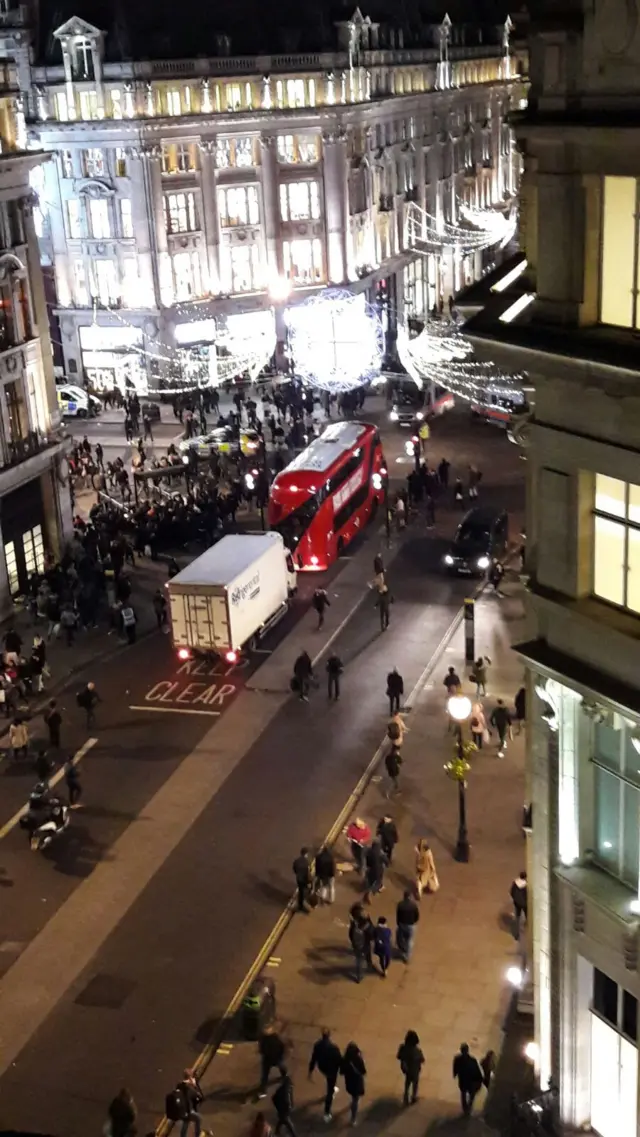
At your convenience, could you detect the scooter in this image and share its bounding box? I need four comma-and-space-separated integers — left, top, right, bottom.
29, 803, 69, 851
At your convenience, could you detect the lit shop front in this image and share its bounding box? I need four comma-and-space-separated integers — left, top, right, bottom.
174, 318, 218, 387
79, 324, 147, 395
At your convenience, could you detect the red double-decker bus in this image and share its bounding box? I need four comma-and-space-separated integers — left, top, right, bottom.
268, 421, 387, 571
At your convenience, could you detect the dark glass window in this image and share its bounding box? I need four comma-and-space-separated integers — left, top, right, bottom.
623, 990, 637, 1041
593, 968, 618, 1026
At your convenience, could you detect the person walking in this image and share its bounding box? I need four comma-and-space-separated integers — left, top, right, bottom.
249, 1113, 272, 1137
490, 698, 512, 757
44, 698, 62, 749
425, 494, 436, 529
510, 870, 528, 939
176, 1069, 204, 1137
480, 1050, 496, 1091
153, 589, 168, 630
341, 1042, 366, 1125
326, 653, 343, 701
107, 1087, 137, 1137
77, 681, 100, 729
121, 604, 137, 644
363, 839, 387, 903
387, 711, 408, 751
443, 666, 461, 697
376, 815, 398, 863
309, 1029, 342, 1122
292, 650, 313, 702
258, 1027, 287, 1097
471, 656, 489, 697
9, 717, 29, 761
346, 818, 370, 874
373, 916, 392, 977
376, 587, 391, 632
469, 702, 487, 749
453, 478, 464, 508
312, 588, 330, 630
349, 913, 367, 984
396, 1030, 424, 1106
514, 685, 526, 733
438, 457, 450, 487
452, 1043, 483, 1116
143, 412, 154, 442
384, 746, 402, 797
315, 845, 336, 904
415, 839, 439, 898
468, 466, 482, 499
64, 757, 82, 807
272, 1071, 296, 1137
489, 560, 505, 595
386, 668, 404, 716
396, 890, 420, 962
292, 847, 311, 912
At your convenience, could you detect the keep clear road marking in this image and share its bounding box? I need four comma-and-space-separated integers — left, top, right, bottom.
130, 657, 244, 716
0, 737, 98, 842
129, 706, 220, 716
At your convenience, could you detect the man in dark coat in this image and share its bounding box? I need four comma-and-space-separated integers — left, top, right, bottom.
292, 847, 311, 912
363, 839, 387, 904
386, 668, 404, 715
452, 1043, 483, 1115
272, 1070, 296, 1137
309, 1029, 342, 1122
258, 1027, 287, 1097
396, 890, 420, 962
293, 650, 313, 701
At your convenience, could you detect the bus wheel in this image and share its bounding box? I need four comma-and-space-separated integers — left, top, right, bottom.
337, 537, 345, 557
370, 498, 379, 522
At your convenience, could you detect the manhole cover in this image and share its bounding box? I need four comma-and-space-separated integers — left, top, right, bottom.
75, 973, 136, 1009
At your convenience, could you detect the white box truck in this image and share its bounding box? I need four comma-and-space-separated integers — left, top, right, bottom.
168, 533, 296, 662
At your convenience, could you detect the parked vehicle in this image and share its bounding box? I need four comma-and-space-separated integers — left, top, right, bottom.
443, 507, 509, 575
178, 425, 261, 459
20, 785, 70, 851
388, 378, 454, 427
168, 533, 296, 663
56, 384, 102, 418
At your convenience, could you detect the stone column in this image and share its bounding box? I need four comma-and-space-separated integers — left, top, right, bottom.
198, 140, 221, 295
322, 128, 349, 284
140, 144, 172, 307
127, 149, 156, 309
259, 135, 280, 280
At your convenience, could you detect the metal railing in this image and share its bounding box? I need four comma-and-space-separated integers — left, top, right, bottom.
0, 430, 59, 471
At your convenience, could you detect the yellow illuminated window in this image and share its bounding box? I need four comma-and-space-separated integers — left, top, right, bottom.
601, 176, 637, 329
594, 473, 640, 614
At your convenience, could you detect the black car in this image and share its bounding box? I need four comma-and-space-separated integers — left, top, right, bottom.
443, 507, 508, 575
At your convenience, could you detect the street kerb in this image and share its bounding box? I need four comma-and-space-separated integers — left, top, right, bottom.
154, 591, 471, 1137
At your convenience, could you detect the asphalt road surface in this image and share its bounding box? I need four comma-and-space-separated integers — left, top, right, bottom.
0, 408, 523, 1135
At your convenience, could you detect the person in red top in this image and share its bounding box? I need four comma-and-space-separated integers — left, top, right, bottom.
347, 818, 371, 875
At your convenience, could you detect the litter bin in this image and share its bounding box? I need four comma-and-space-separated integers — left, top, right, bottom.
242, 975, 276, 1040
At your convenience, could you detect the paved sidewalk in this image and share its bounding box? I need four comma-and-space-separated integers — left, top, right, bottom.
196, 589, 527, 1137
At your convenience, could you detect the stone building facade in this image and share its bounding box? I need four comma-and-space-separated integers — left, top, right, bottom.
16, 6, 525, 392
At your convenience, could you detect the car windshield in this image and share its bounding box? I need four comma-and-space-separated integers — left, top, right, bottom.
456, 523, 490, 545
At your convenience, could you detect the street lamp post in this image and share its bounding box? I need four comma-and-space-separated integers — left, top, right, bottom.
445, 693, 474, 863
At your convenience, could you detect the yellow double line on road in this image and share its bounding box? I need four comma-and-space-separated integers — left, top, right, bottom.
0, 738, 98, 842
156, 601, 468, 1135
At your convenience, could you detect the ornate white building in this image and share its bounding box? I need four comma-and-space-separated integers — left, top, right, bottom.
14, 4, 526, 392
0, 12, 72, 607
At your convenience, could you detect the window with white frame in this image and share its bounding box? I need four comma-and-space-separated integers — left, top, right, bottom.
167, 89, 182, 116
601, 176, 640, 330
71, 37, 94, 81
67, 198, 83, 239
61, 150, 74, 177
115, 148, 127, 177
282, 238, 324, 285
217, 185, 259, 227
83, 148, 104, 177
228, 245, 262, 293
172, 251, 202, 300
111, 89, 122, 119
176, 143, 194, 172
89, 197, 111, 239
124, 86, 135, 117
74, 260, 89, 306
121, 258, 139, 307
54, 90, 69, 121
279, 181, 320, 222
276, 134, 319, 164
593, 474, 640, 614
592, 713, 640, 889
286, 79, 305, 108
165, 191, 198, 234
79, 90, 99, 121
226, 83, 242, 111
120, 198, 133, 238
308, 78, 316, 106
215, 137, 255, 169
92, 259, 119, 305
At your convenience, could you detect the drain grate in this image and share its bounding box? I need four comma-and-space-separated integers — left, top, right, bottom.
75, 973, 136, 1009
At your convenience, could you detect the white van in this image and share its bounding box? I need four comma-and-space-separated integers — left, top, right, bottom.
56, 384, 102, 418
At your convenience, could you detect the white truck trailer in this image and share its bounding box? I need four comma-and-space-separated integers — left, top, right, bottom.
168, 533, 296, 663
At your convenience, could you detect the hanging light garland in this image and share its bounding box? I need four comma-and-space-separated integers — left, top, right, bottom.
397, 322, 528, 409
405, 200, 517, 253
286, 289, 384, 392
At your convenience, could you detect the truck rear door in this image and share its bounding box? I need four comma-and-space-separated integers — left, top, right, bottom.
176, 593, 230, 650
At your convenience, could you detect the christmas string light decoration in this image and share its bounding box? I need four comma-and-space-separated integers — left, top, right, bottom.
286, 289, 384, 392
405, 200, 517, 253
397, 322, 528, 409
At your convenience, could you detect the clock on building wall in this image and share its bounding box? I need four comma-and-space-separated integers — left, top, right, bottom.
599, 0, 638, 56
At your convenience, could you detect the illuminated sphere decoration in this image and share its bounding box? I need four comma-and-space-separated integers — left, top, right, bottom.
287, 289, 384, 392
